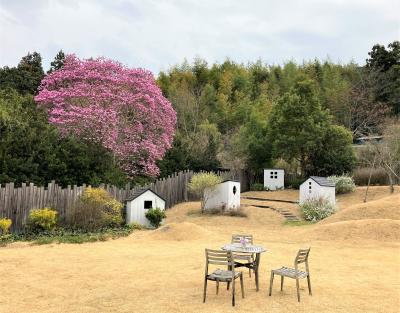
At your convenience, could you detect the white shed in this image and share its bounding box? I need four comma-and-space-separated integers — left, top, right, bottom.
299, 176, 335, 205
264, 169, 285, 190
125, 189, 166, 226
204, 180, 241, 211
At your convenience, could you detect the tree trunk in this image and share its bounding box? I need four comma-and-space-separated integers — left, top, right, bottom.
201, 194, 206, 213
364, 155, 376, 203
388, 172, 394, 193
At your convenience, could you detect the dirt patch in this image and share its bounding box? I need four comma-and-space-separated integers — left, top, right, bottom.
147, 222, 212, 241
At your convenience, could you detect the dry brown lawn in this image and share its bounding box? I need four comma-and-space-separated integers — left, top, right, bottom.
1, 186, 399, 313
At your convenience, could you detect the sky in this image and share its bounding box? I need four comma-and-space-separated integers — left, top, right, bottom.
0, 0, 399, 74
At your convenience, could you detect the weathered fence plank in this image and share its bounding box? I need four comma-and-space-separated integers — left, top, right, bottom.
0, 169, 248, 233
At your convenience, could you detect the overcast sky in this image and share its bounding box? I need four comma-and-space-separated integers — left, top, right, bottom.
0, 0, 399, 74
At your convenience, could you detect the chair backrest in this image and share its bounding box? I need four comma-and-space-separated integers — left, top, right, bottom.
231, 234, 253, 245
294, 248, 311, 267
205, 249, 234, 267
204, 249, 235, 280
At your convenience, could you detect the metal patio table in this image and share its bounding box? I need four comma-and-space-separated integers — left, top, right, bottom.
222, 243, 267, 291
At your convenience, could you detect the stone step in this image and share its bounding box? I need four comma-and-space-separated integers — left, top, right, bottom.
241, 196, 298, 204
243, 203, 300, 222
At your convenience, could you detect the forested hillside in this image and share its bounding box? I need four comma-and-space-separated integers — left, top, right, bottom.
157, 41, 399, 178
0, 42, 398, 186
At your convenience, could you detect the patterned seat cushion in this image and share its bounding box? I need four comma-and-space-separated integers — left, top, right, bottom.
272, 267, 308, 279
207, 269, 241, 281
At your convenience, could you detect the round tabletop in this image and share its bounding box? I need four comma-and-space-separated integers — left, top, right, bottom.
222, 243, 267, 253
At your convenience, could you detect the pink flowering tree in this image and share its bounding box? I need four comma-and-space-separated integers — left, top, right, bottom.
35, 55, 176, 177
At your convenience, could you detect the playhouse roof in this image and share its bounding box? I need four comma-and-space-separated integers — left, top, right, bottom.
308, 176, 335, 187
125, 188, 166, 202
221, 179, 240, 184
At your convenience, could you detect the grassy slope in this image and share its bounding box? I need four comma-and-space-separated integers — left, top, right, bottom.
0, 186, 398, 313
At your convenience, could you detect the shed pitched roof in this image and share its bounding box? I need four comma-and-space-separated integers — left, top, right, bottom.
125, 188, 166, 202
264, 168, 285, 171
221, 179, 240, 183
308, 176, 335, 187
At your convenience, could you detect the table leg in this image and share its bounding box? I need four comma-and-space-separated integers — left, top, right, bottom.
255, 253, 261, 291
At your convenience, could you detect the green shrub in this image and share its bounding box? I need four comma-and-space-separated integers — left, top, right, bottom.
0, 218, 12, 234
250, 183, 265, 191
300, 197, 336, 222
67, 187, 123, 231
2, 225, 136, 246
285, 177, 304, 189
28, 208, 57, 232
129, 222, 144, 230
328, 175, 356, 194
145, 208, 166, 228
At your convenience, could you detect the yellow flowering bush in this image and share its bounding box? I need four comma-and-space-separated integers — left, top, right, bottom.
0, 218, 12, 234
28, 208, 58, 232
68, 187, 123, 231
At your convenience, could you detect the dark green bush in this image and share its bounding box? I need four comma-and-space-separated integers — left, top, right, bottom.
285, 177, 304, 189
145, 208, 166, 228
250, 183, 265, 191
1, 225, 135, 246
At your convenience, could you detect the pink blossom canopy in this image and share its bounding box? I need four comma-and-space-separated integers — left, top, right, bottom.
35, 55, 176, 177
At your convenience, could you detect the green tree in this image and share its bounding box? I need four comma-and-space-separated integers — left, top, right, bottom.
0, 89, 127, 187
0, 52, 44, 94
366, 41, 400, 115
366, 41, 400, 70
268, 79, 329, 175
232, 107, 272, 178
48, 50, 66, 73
308, 125, 356, 176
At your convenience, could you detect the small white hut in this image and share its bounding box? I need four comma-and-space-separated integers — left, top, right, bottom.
264, 169, 285, 190
204, 180, 241, 211
125, 189, 166, 226
299, 176, 335, 205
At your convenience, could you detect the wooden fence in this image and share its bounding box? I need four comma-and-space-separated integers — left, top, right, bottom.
0, 169, 249, 233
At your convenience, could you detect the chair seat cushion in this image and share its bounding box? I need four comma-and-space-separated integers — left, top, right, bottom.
272, 267, 308, 279
207, 269, 241, 281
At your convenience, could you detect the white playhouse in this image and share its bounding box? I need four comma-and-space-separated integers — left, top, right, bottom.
299, 176, 336, 205
125, 189, 166, 226
264, 169, 285, 190
204, 180, 241, 211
